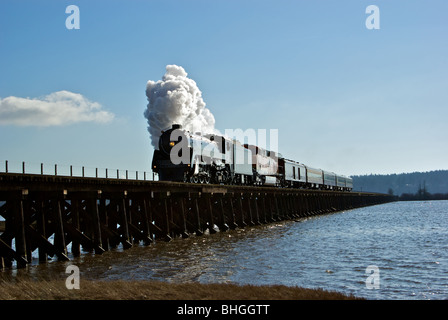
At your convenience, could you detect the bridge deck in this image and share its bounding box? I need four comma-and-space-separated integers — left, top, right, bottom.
0, 172, 394, 269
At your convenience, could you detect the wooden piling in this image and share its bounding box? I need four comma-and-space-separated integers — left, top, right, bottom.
13, 193, 27, 268
193, 196, 203, 236
205, 194, 217, 234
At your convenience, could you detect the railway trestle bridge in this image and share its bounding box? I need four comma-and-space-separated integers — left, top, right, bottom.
0, 172, 395, 269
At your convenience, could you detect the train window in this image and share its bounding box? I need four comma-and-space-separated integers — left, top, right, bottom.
293, 167, 295, 179
298, 168, 301, 179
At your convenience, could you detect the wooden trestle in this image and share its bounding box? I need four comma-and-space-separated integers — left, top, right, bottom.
0, 173, 395, 269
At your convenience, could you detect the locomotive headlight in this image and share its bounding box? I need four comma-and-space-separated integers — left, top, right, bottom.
169, 141, 175, 147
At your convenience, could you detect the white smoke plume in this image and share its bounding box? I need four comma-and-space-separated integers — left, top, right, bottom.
144, 65, 216, 148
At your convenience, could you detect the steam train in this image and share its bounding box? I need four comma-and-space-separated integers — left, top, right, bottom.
152, 124, 353, 191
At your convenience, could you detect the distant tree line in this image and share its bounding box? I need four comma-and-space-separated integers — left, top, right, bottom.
351, 170, 448, 199
397, 182, 448, 201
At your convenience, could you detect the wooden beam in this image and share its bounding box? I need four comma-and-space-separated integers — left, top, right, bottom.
25, 225, 69, 261
0, 237, 27, 267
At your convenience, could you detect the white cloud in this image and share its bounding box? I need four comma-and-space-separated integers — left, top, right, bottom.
0, 90, 114, 126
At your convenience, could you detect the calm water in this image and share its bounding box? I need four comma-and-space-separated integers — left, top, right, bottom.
8, 200, 448, 300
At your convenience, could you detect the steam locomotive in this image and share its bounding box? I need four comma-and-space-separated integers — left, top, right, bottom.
152, 124, 353, 191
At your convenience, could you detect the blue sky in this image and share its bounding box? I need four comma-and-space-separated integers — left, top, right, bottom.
0, 0, 447, 177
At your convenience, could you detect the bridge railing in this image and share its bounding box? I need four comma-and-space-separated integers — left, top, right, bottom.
0, 160, 158, 181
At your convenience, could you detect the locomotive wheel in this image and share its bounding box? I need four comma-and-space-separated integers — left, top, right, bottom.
204, 175, 211, 184
191, 175, 199, 183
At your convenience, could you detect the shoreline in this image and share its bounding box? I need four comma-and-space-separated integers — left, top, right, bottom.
0, 278, 363, 300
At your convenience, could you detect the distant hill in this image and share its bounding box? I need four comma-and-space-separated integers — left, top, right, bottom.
351, 170, 448, 196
